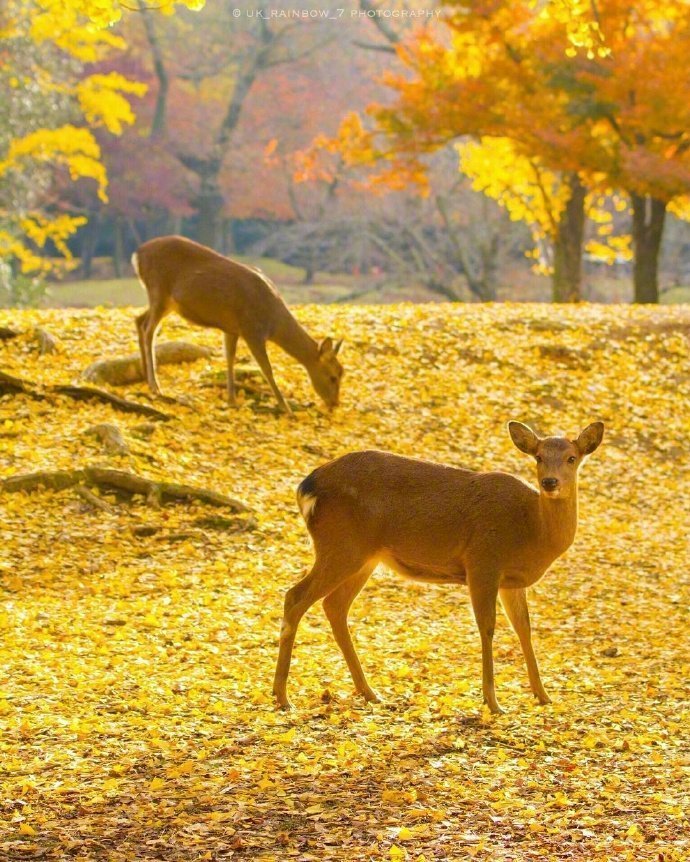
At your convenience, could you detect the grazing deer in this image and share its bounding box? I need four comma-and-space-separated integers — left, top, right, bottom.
273, 421, 604, 713
132, 235, 343, 413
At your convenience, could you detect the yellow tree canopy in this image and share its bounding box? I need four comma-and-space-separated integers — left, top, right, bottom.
0, 0, 201, 277
30, 0, 205, 32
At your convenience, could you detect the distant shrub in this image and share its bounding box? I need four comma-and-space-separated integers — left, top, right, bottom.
0, 261, 49, 308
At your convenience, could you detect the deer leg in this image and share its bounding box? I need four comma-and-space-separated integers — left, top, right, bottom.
273, 551, 369, 709
322, 565, 378, 702
136, 304, 166, 396
499, 587, 550, 705
135, 310, 152, 389
468, 573, 501, 714
244, 336, 291, 414
223, 331, 239, 406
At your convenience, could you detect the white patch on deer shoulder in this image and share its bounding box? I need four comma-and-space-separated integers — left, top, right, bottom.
298, 493, 317, 521
131, 252, 149, 298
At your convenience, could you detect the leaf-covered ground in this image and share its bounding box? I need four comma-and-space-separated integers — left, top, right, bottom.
1, 303, 689, 862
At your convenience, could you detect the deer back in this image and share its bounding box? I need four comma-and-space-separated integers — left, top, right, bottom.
298, 451, 549, 576
135, 235, 289, 337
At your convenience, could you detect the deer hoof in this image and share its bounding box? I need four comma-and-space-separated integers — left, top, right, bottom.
273, 689, 293, 710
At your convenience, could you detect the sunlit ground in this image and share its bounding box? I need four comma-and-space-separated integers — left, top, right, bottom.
1, 303, 689, 860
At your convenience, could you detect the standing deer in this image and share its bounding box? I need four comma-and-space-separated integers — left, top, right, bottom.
132, 236, 343, 413
273, 421, 604, 713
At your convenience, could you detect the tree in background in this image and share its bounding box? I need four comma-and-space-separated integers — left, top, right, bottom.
457, 139, 626, 302
286, 135, 518, 300
335, 2, 612, 302
279, 5, 518, 301
11, 0, 688, 303
163, 2, 337, 250
0, 0, 203, 299
74, 1, 411, 271
565, 0, 690, 302
335, 0, 690, 303
41, 0, 543, 297
61, 43, 197, 278
81, 0, 363, 258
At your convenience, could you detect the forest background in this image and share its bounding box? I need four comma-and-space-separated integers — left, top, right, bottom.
3, 0, 690, 308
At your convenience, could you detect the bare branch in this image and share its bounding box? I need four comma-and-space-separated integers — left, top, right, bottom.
359, 0, 401, 45
352, 39, 397, 54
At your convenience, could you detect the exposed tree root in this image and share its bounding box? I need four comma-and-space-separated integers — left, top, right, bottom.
0, 370, 170, 420
84, 423, 130, 454
1, 466, 249, 512
75, 484, 116, 514
35, 327, 60, 355
130, 516, 257, 541
0, 369, 32, 395
53, 386, 171, 419
82, 341, 213, 386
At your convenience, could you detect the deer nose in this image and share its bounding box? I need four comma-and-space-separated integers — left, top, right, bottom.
541, 477, 559, 492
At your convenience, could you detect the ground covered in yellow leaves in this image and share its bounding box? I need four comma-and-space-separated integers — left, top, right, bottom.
1, 302, 689, 862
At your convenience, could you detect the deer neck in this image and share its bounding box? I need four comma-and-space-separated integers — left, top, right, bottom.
272, 310, 320, 369
537, 486, 578, 556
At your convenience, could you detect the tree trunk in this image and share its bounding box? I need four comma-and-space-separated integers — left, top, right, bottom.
79, 212, 100, 279
303, 263, 315, 285
180, 15, 277, 250
471, 250, 498, 300
195, 171, 225, 250
139, 0, 169, 136
552, 173, 586, 303
162, 214, 182, 240
222, 219, 236, 255
477, 200, 499, 301
127, 218, 143, 247
112, 216, 125, 278
631, 194, 666, 304
435, 192, 497, 301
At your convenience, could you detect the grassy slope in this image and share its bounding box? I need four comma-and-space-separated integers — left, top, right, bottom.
1, 303, 689, 861
42, 258, 690, 307
46, 276, 360, 308
45, 276, 690, 308
45, 258, 361, 308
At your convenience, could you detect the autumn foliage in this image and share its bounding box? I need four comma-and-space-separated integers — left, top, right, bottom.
1, 301, 689, 860
339, 0, 690, 302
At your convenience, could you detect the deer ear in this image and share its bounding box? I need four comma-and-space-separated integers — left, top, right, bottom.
576, 421, 604, 455
318, 337, 334, 357
333, 338, 343, 356
508, 421, 540, 455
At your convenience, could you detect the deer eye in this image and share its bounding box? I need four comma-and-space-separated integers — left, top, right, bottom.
535, 455, 542, 463
568, 455, 576, 464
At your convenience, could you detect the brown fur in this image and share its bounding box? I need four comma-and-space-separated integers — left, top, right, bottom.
133, 235, 343, 412
274, 422, 604, 713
